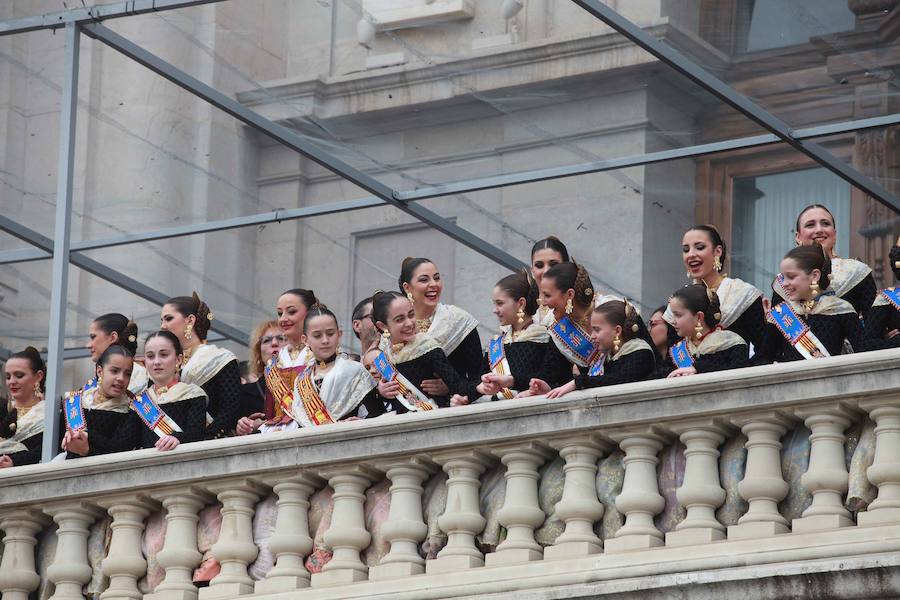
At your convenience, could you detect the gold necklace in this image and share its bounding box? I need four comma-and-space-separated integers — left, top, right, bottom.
182, 341, 205, 364
415, 316, 433, 334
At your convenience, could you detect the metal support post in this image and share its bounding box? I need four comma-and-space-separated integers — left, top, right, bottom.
42, 22, 80, 463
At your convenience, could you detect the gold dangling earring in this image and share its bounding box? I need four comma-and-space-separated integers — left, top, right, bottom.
382, 330, 391, 341
713, 256, 722, 272
612, 333, 621, 354
694, 320, 704, 341
810, 280, 820, 299
33, 382, 43, 402
406, 291, 414, 303
565, 298, 573, 315
516, 308, 525, 326
185, 323, 193, 341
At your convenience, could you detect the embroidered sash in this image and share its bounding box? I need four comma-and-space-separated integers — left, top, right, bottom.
767, 302, 831, 360
587, 351, 608, 377
264, 353, 304, 423
63, 379, 96, 432
373, 351, 436, 412
294, 370, 335, 426
669, 339, 694, 369
130, 391, 184, 438
488, 336, 515, 400
881, 287, 900, 312
550, 316, 602, 367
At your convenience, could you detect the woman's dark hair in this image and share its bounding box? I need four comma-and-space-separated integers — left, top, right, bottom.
9, 346, 46, 392
93, 313, 139, 355
97, 344, 135, 368
281, 288, 319, 311
165, 292, 213, 341
144, 330, 184, 356
303, 303, 338, 332
495, 268, 540, 316
688, 225, 727, 271
593, 299, 641, 344
398, 257, 434, 292
795, 204, 836, 233
531, 236, 570, 262
785, 242, 832, 291
543, 262, 594, 314
372, 291, 406, 331
652, 305, 668, 317
672, 284, 722, 329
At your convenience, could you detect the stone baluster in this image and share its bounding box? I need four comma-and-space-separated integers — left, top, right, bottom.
666, 420, 729, 546
44, 501, 103, 600
99, 496, 159, 600
200, 479, 267, 599
728, 412, 792, 540
426, 450, 493, 574
146, 488, 213, 600
0, 509, 49, 600
858, 399, 900, 526
485, 442, 553, 566
310, 465, 380, 587
369, 456, 436, 581
545, 435, 610, 560
605, 428, 666, 553
793, 403, 856, 533
255, 473, 323, 594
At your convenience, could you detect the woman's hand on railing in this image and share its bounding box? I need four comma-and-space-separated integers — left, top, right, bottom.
155, 435, 180, 452
667, 366, 698, 378
236, 413, 265, 436
62, 430, 89, 456
0, 455, 12, 468
547, 380, 576, 399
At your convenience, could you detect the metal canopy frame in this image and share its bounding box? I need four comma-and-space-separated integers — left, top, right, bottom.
0, 0, 895, 462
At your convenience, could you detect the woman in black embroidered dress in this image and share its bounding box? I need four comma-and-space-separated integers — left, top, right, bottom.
374, 291, 491, 409
531, 236, 570, 327
864, 241, 900, 343
480, 270, 550, 399
667, 284, 750, 377
161, 292, 241, 439
399, 258, 482, 398
518, 262, 596, 397
772, 205, 876, 319
755, 244, 889, 363
87, 313, 148, 395
139, 331, 208, 450
62, 344, 141, 458
0, 347, 46, 467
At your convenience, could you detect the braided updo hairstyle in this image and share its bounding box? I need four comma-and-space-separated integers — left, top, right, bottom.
495, 268, 540, 317
165, 292, 214, 341
303, 303, 339, 332
784, 242, 832, 291
543, 262, 594, 315
593, 299, 641, 343
672, 284, 722, 329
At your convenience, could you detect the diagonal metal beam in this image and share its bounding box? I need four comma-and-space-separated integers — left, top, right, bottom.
2, 110, 897, 267
81, 22, 526, 271
0, 215, 250, 346
569, 0, 900, 213
0, 0, 228, 37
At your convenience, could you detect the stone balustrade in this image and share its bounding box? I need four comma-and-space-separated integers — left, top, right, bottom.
2, 349, 900, 599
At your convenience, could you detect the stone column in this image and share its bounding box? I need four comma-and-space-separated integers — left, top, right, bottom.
99, 496, 158, 600
146, 489, 213, 600
728, 412, 792, 540
0, 509, 49, 600
255, 473, 323, 594
485, 442, 553, 566
605, 428, 666, 553
310, 465, 380, 587
369, 456, 436, 581
666, 420, 728, 547
44, 501, 103, 600
793, 404, 855, 533
426, 450, 493, 575
545, 435, 610, 560
200, 479, 266, 599
858, 400, 900, 526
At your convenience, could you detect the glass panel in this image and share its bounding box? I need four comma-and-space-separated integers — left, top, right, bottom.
732, 168, 851, 292
742, 0, 856, 53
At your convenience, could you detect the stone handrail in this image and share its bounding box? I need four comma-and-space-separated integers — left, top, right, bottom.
2, 349, 900, 599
